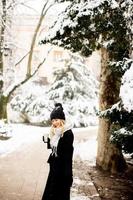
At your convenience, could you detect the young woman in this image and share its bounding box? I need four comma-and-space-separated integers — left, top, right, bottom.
42, 103, 74, 200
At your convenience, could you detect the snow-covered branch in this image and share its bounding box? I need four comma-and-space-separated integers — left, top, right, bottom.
3, 47, 52, 98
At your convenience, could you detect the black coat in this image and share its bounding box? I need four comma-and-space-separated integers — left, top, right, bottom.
42, 129, 74, 200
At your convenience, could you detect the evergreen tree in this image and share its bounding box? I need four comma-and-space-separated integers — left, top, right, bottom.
41, 0, 133, 172
10, 53, 99, 127
47, 53, 99, 127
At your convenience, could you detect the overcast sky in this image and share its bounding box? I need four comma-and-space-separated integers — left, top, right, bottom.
15, 0, 48, 15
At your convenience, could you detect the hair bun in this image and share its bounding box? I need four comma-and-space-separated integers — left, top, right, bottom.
55, 103, 63, 110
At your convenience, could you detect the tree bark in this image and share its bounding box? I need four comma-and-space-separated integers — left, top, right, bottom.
0, 0, 6, 72
0, 95, 8, 119
96, 48, 127, 173
0, 0, 7, 120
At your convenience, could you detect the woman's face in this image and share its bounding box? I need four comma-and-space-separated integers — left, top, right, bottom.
52, 119, 62, 128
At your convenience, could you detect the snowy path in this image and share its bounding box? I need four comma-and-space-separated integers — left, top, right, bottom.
0, 124, 98, 164
0, 124, 99, 200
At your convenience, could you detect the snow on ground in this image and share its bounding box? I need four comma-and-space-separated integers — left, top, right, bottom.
73, 126, 98, 166
71, 196, 91, 200
0, 124, 98, 199
0, 124, 49, 156
71, 177, 94, 200
74, 138, 97, 166
0, 124, 97, 166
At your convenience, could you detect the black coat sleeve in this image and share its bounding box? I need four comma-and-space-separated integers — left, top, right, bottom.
57, 130, 74, 186
47, 137, 51, 149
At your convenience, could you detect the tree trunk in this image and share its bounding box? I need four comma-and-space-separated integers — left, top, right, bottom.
0, 0, 7, 120
0, 0, 6, 73
0, 95, 8, 119
96, 48, 127, 173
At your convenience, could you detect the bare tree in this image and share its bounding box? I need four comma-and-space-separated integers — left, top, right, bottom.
0, 0, 54, 120
27, 0, 55, 77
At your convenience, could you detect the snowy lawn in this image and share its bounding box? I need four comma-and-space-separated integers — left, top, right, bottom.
0, 124, 49, 156
74, 139, 97, 166
0, 124, 98, 165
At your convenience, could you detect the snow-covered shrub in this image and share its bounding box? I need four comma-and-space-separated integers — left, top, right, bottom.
0, 120, 12, 137
46, 53, 99, 127
9, 82, 51, 126
110, 127, 133, 155
9, 54, 99, 127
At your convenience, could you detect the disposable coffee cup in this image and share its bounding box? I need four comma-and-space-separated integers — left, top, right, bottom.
42, 134, 48, 143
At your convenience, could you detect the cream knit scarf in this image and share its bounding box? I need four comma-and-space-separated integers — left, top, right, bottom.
50, 128, 62, 156
50, 121, 73, 156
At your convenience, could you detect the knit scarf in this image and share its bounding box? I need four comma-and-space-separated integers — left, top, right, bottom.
50, 127, 62, 156
50, 121, 73, 156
